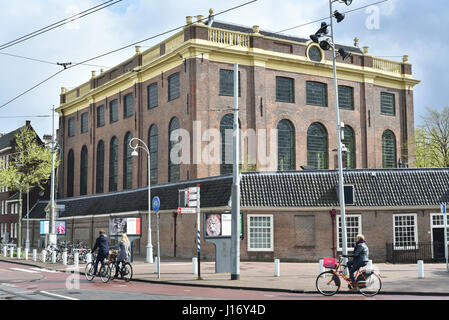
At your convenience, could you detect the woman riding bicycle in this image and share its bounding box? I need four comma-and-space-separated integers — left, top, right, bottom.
110, 234, 130, 279
343, 234, 369, 290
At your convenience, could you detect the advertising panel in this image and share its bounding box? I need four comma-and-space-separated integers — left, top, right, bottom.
109, 217, 141, 236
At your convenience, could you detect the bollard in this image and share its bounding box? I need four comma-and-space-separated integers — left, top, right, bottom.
33, 249, 37, 262
9, 247, 14, 258
319, 259, 325, 273
86, 253, 92, 264
418, 260, 424, 279
155, 256, 160, 274
274, 259, 280, 277
74, 252, 79, 267
192, 257, 198, 275
62, 251, 67, 265
2, 246, 6, 257
25, 248, 29, 260
52, 251, 57, 264
41, 250, 46, 263
17, 248, 21, 260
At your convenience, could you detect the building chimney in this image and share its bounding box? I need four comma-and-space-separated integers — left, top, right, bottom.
25, 120, 31, 127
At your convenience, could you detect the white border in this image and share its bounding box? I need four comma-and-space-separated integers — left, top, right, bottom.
392, 213, 418, 250
336, 214, 362, 252
247, 214, 274, 252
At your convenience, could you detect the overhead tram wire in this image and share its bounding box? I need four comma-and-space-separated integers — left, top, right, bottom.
0, 0, 121, 51
0, 0, 258, 111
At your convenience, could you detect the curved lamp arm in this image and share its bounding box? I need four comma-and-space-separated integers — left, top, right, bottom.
129, 137, 149, 155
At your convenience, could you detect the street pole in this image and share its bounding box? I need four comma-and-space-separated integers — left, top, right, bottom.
25, 187, 29, 250
231, 63, 240, 280
329, 0, 348, 259
48, 106, 57, 246
443, 204, 448, 272
196, 183, 201, 280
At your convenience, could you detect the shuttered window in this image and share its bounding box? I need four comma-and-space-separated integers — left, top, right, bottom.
148, 125, 158, 185
277, 119, 295, 171
342, 126, 355, 169
168, 73, 180, 101
168, 117, 180, 182
147, 83, 158, 109
109, 99, 118, 123
109, 137, 118, 192
67, 149, 74, 197
307, 123, 328, 169
123, 132, 133, 189
80, 146, 88, 195
382, 130, 397, 168
80, 113, 88, 134
276, 77, 294, 103
381, 92, 395, 115
219, 69, 240, 96
97, 105, 105, 127
96, 140, 104, 193
306, 81, 327, 107
338, 86, 354, 110
220, 114, 234, 175
123, 93, 134, 118
68, 118, 75, 137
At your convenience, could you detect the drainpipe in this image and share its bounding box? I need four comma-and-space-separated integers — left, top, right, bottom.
329, 209, 337, 258
173, 212, 177, 257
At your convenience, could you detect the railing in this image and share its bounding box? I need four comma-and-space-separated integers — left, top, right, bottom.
372, 57, 402, 74
208, 28, 250, 49
386, 242, 446, 264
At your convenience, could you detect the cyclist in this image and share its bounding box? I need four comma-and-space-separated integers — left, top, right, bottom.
91, 230, 109, 276
110, 233, 130, 279
343, 234, 369, 290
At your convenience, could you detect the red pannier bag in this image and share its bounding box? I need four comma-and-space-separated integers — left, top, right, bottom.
323, 257, 337, 269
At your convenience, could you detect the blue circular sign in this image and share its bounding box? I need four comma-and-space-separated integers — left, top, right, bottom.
152, 196, 160, 212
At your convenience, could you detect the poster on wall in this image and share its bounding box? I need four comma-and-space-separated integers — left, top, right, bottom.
55, 221, 66, 235
40, 220, 66, 235
109, 217, 141, 236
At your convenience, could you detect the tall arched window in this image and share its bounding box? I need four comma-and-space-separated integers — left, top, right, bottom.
307, 123, 328, 169
342, 126, 355, 169
277, 119, 295, 171
109, 136, 118, 192
96, 140, 105, 193
382, 130, 397, 168
123, 132, 133, 189
80, 145, 88, 195
168, 117, 180, 182
220, 114, 234, 175
148, 125, 158, 185
67, 149, 74, 197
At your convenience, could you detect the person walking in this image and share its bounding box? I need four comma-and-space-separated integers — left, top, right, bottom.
343, 234, 369, 289
110, 234, 130, 278
91, 230, 109, 276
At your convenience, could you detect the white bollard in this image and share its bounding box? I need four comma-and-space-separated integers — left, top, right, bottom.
25, 248, 29, 260
2, 246, 6, 257
86, 253, 92, 264
62, 251, 67, 265
155, 256, 160, 274
41, 250, 46, 263
192, 257, 198, 275
418, 260, 424, 279
274, 259, 280, 277
9, 247, 14, 258
74, 252, 79, 267
52, 251, 57, 264
319, 259, 325, 273
17, 248, 21, 259
33, 249, 37, 262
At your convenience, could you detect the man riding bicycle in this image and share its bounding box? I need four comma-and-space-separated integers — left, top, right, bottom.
343, 234, 369, 290
91, 230, 109, 276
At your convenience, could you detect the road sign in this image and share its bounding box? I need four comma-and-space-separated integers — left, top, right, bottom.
188, 200, 198, 208
188, 193, 198, 200
442, 203, 447, 214
178, 207, 197, 214
153, 196, 161, 212
188, 187, 199, 194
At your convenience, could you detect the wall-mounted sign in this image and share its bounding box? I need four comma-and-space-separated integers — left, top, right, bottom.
40, 220, 66, 235
205, 213, 231, 238
109, 217, 141, 236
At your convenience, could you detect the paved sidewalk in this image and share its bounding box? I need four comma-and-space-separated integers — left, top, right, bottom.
1, 254, 449, 295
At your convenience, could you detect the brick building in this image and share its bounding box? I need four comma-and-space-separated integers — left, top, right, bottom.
56, 16, 420, 199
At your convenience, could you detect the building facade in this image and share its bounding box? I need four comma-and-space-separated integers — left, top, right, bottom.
56, 16, 420, 199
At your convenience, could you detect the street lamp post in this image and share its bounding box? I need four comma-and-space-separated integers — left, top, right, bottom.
129, 137, 154, 264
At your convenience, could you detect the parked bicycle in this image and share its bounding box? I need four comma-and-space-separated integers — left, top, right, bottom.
316, 255, 382, 297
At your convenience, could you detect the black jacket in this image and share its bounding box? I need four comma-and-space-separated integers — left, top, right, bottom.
92, 234, 109, 257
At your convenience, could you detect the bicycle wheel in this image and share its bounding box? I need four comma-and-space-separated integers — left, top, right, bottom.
316, 271, 341, 296
121, 263, 133, 282
358, 272, 382, 297
109, 263, 117, 280
85, 262, 95, 281
99, 264, 110, 283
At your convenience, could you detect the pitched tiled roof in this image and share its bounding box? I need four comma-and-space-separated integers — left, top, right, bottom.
27, 169, 449, 219
0, 127, 21, 151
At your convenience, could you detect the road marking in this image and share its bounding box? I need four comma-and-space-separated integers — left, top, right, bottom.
40, 291, 80, 301
9, 268, 40, 274
1, 283, 17, 287
30, 268, 57, 273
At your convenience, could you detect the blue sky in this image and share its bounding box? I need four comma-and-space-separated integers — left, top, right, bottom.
0, 0, 445, 139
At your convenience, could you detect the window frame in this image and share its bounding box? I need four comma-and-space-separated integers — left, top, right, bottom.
68, 117, 75, 137
109, 99, 119, 124
96, 140, 105, 194
219, 69, 241, 97
276, 76, 295, 103
382, 130, 397, 168
277, 119, 295, 171
247, 214, 274, 252
96, 105, 105, 128
109, 137, 118, 192
168, 72, 180, 101
338, 85, 354, 110
380, 92, 396, 116
80, 112, 88, 134
80, 145, 88, 195
337, 214, 362, 252
393, 213, 418, 250
123, 93, 134, 119
306, 81, 328, 107
147, 82, 158, 109
148, 125, 158, 185
307, 122, 328, 169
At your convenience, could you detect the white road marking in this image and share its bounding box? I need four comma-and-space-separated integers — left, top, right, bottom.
40, 291, 80, 300
9, 268, 40, 273
30, 268, 57, 273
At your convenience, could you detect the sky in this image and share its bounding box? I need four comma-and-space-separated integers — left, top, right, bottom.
0, 0, 446, 139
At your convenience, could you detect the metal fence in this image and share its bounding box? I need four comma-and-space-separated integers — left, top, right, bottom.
386, 242, 445, 264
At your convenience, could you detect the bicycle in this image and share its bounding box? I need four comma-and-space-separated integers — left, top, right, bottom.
111, 258, 133, 282
85, 256, 112, 283
316, 255, 382, 297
